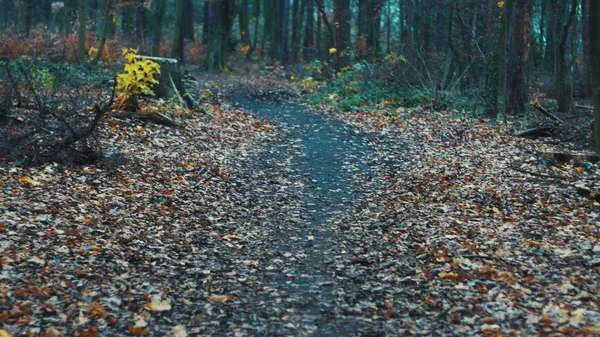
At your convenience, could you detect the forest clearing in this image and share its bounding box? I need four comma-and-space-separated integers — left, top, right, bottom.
1, 0, 600, 336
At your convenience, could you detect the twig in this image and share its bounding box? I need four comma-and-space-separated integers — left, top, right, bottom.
506, 165, 572, 181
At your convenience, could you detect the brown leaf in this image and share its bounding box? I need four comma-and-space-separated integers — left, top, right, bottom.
88, 302, 107, 318
128, 325, 149, 336
209, 295, 234, 303
146, 296, 171, 312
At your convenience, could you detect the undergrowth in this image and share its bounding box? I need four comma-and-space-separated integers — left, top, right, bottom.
294, 55, 485, 116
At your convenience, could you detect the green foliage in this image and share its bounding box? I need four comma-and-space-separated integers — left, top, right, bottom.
116, 48, 161, 97
299, 77, 318, 90
31, 69, 54, 90
297, 54, 481, 115
307, 60, 328, 77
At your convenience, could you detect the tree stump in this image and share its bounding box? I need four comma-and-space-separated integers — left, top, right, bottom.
136, 56, 198, 109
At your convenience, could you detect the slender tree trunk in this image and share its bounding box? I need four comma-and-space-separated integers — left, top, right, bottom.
556, 0, 577, 113
279, 0, 289, 65
316, 7, 322, 58
290, 0, 302, 63
246, 0, 261, 60
78, 0, 88, 62
304, 0, 315, 60
171, 0, 185, 64
90, 0, 114, 65
239, 0, 251, 46
334, 0, 350, 67
202, 1, 210, 44
135, 0, 146, 47
544, 0, 555, 71
182, 0, 194, 41
583, 0, 592, 96
152, 0, 167, 56
496, 0, 515, 114
23, 0, 34, 36
590, 0, 600, 153
506, 0, 529, 115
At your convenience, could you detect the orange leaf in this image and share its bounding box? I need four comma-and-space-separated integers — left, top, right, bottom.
88, 302, 107, 318
439, 272, 461, 281
128, 325, 149, 336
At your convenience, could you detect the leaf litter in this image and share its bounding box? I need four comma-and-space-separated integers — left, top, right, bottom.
0, 74, 599, 336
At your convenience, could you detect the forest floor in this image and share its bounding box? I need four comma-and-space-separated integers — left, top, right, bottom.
1, 73, 600, 336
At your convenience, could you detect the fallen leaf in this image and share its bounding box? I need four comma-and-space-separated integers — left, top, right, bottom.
88, 302, 107, 318
146, 296, 172, 312
209, 295, 234, 303
128, 325, 149, 336
166, 325, 188, 337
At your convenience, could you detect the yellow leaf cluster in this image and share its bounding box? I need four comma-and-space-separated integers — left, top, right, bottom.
497, 1, 505, 8
116, 49, 161, 99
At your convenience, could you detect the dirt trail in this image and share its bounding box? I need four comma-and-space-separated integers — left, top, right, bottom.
226, 93, 384, 335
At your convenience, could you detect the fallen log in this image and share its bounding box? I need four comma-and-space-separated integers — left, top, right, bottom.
113, 110, 179, 127
515, 126, 555, 138
530, 100, 564, 125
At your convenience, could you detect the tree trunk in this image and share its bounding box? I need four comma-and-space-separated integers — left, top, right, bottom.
506, 0, 528, 115
77, 0, 88, 62
202, 0, 209, 44
290, 0, 302, 63
556, 0, 577, 114
171, 0, 185, 64
583, 0, 592, 96
245, 0, 261, 60
182, 0, 194, 41
203, 0, 236, 72
89, 0, 114, 65
135, 0, 146, 47
152, 0, 167, 56
239, 0, 251, 46
544, 0, 555, 71
334, 0, 350, 67
279, 0, 289, 65
590, 0, 600, 153
304, 0, 315, 60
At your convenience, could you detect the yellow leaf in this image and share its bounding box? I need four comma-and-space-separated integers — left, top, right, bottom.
209, 295, 234, 303
241, 45, 250, 56
19, 175, 42, 186
329, 48, 337, 55
146, 297, 172, 312
498, 1, 505, 8
0, 329, 11, 337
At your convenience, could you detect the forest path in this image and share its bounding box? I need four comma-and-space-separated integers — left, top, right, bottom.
225, 93, 387, 335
